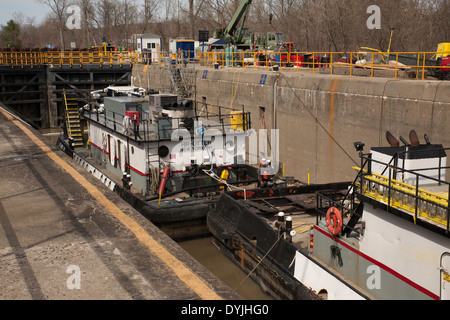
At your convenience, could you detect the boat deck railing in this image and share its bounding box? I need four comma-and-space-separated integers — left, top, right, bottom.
81, 102, 251, 142
316, 147, 450, 239
354, 148, 450, 233
315, 188, 361, 236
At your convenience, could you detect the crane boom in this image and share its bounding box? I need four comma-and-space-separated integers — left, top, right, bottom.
213, 0, 252, 45
210, 0, 283, 52
224, 0, 252, 37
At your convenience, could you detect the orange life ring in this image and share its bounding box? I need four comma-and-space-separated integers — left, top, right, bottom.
326, 207, 343, 236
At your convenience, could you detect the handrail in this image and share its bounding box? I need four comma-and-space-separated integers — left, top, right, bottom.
316, 189, 362, 238
354, 150, 450, 232
193, 49, 449, 79
1, 49, 448, 80
354, 166, 448, 206
0, 50, 139, 67
81, 102, 252, 142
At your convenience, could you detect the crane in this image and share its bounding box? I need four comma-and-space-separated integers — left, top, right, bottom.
211, 0, 283, 51
213, 0, 252, 46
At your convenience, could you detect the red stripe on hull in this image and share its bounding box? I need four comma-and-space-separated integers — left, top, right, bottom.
314, 225, 439, 300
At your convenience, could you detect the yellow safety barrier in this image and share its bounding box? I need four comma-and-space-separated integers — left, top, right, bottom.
1, 49, 448, 80
195, 49, 449, 80
0, 50, 139, 68
353, 167, 449, 227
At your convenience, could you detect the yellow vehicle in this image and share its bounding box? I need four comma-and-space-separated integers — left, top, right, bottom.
430, 43, 450, 80
434, 42, 450, 59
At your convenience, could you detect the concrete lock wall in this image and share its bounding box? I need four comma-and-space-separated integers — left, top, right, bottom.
132, 64, 450, 184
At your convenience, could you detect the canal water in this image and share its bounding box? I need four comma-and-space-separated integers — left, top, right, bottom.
179, 236, 273, 300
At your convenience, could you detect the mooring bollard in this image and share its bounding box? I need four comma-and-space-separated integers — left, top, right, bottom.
277, 212, 285, 237
286, 216, 294, 243
69, 137, 75, 150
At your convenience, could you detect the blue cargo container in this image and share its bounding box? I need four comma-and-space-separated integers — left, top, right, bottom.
176, 40, 195, 61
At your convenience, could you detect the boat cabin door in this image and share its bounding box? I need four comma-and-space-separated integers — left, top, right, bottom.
440, 253, 450, 299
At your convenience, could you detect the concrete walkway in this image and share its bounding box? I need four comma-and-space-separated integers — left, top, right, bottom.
0, 105, 240, 300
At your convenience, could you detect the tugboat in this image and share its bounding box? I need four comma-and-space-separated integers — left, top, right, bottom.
300, 131, 449, 299
57, 86, 258, 239
208, 130, 450, 299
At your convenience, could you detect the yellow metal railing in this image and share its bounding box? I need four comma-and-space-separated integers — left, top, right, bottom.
194, 49, 450, 80
0, 50, 140, 67
1, 49, 448, 80
354, 167, 449, 227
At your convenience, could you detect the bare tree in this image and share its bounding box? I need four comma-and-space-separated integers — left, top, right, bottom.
76, 0, 97, 47
140, 0, 161, 34
7, 0, 449, 52
13, 13, 39, 48
116, 0, 139, 47
96, 0, 117, 43
37, 0, 73, 50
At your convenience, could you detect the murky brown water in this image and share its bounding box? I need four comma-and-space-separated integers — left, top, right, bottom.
179, 236, 273, 300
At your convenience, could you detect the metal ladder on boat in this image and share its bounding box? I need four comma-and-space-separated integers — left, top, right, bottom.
63, 90, 84, 147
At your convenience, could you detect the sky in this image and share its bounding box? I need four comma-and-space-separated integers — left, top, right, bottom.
0, 0, 49, 26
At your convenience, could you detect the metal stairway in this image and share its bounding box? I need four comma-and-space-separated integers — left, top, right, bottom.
168, 65, 188, 98
165, 58, 195, 99
63, 90, 84, 147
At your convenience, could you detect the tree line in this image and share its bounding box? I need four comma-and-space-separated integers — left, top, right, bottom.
1, 0, 448, 52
